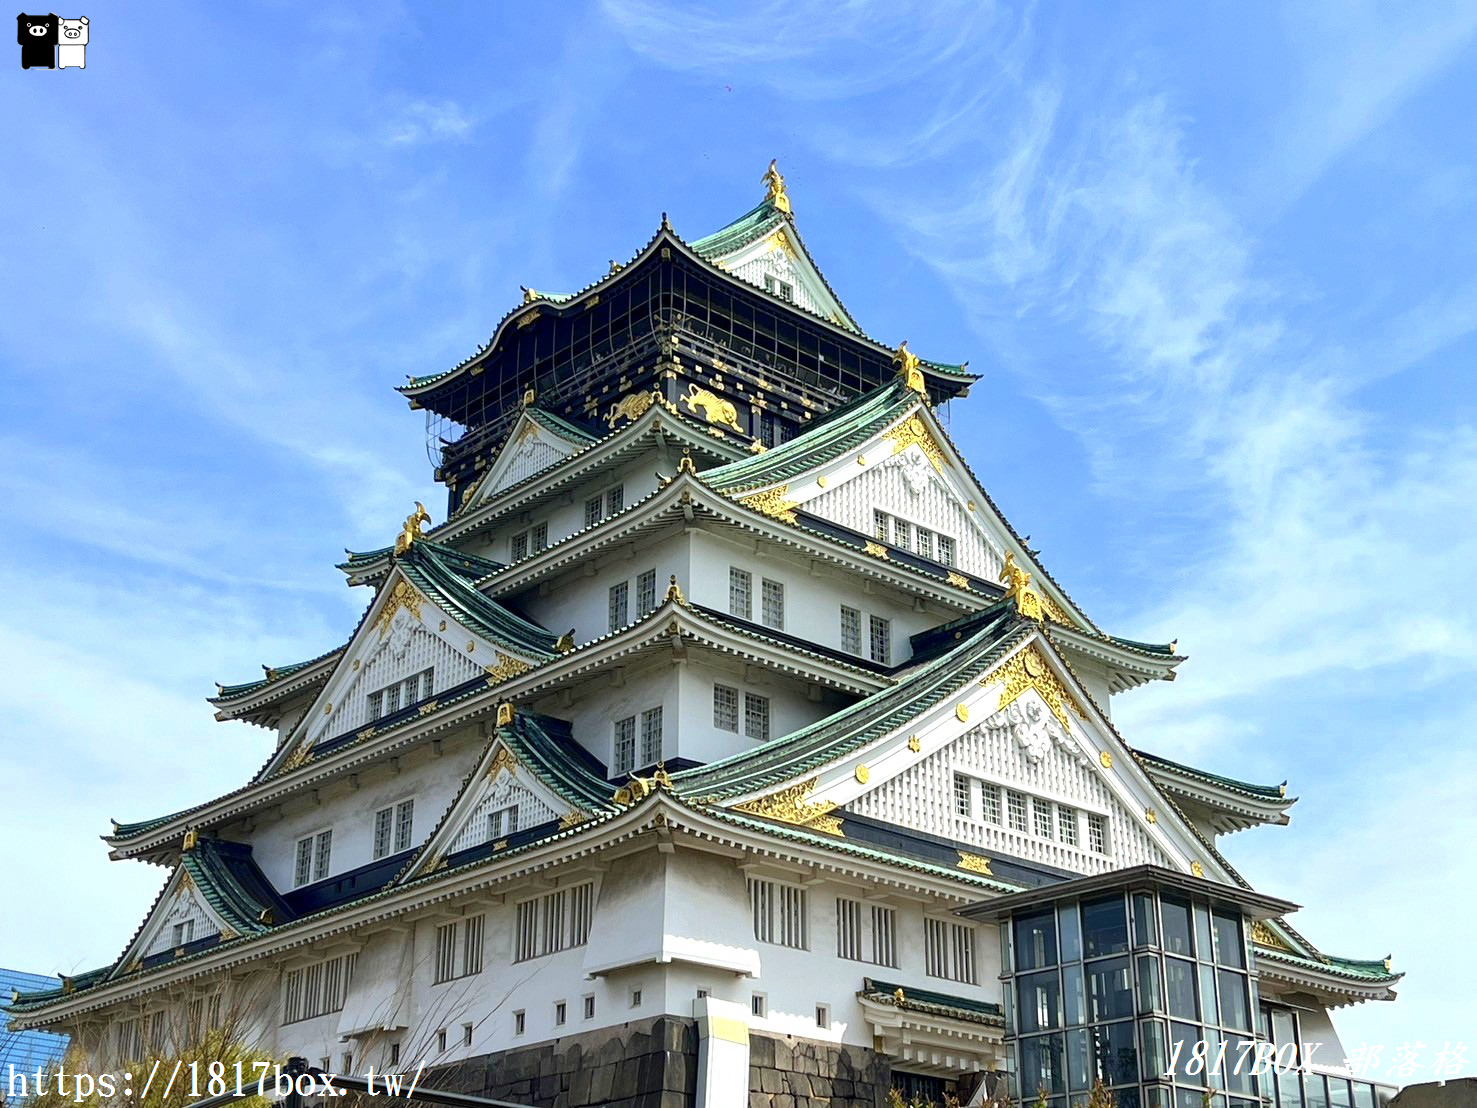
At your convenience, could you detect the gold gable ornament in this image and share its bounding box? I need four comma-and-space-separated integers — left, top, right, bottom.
999, 553, 1044, 621
495, 701, 515, 728
893, 342, 926, 396
734, 777, 843, 836
762, 159, 792, 216
958, 851, 994, 876
522, 387, 537, 407
394, 502, 431, 556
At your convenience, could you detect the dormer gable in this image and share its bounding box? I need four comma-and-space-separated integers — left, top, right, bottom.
459, 406, 599, 513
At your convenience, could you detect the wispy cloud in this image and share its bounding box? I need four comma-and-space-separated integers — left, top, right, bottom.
384, 99, 476, 146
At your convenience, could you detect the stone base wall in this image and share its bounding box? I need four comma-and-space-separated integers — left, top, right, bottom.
748, 1032, 893, 1108
430, 1016, 697, 1108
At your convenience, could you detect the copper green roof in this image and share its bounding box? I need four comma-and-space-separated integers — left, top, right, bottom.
1256, 946, 1401, 984
673, 607, 1025, 800
861, 978, 1004, 1024
524, 405, 599, 444
175, 839, 287, 941
336, 538, 503, 579
211, 643, 344, 703
1134, 748, 1289, 802
395, 541, 557, 660
496, 712, 618, 812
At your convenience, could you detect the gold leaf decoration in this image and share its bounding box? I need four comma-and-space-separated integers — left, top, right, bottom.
734, 777, 844, 836
605, 390, 656, 429
987, 643, 1085, 733
1250, 920, 1289, 951
558, 809, 592, 830
907, 735, 921, 753
1190, 861, 1205, 878
739, 485, 799, 524
957, 851, 994, 876
375, 579, 424, 638
854, 764, 870, 784
947, 571, 972, 590
884, 415, 945, 473
1099, 751, 1114, 769
682, 383, 742, 431
488, 747, 518, 778
484, 652, 533, 685
864, 541, 890, 559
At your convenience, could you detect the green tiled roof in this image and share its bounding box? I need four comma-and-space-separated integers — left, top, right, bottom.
673, 608, 1024, 800
703, 379, 917, 493
110, 810, 190, 840
212, 643, 344, 703
497, 712, 618, 812
1257, 946, 1401, 984
177, 839, 286, 940
395, 541, 557, 660
861, 978, 1004, 1024
1134, 748, 1289, 802
525, 406, 599, 444
689, 199, 789, 258
336, 539, 503, 580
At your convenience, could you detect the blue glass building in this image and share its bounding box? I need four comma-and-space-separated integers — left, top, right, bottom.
1, 969, 69, 1101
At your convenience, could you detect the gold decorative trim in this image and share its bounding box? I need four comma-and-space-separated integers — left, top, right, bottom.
182, 829, 199, 852
1190, 861, 1204, 878
282, 741, 312, 772
1145, 808, 1158, 824
816, 475, 828, 488
864, 541, 890, 559
416, 699, 440, 717
1040, 594, 1073, 625
987, 643, 1086, 733
484, 652, 533, 685
492, 840, 509, 852
488, 747, 519, 779
357, 727, 376, 742
558, 809, 592, 830
762, 159, 792, 215
854, 764, 870, 784
375, 579, 425, 638
955, 703, 969, 723
605, 390, 656, 429
884, 414, 945, 472
1250, 920, 1289, 951
495, 701, 514, 727
907, 735, 921, 753
958, 851, 994, 876
665, 574, 686, 603
947, 571, 971, 590
1099, 751, 1114, 769
1000, 553, 1045, 621
394, 502, 431, 556
734, 777, 843, 836
516, 308, 541, 329
857, 453, 867, 466
739, 485, 799, 524
682, 383, 742, 432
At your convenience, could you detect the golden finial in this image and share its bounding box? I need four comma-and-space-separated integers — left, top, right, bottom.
665, 575, 685, 604
894, 987, 906, 1002
893, 341, 926, 395
394, 502, 431, 556
609, 259, 624, 274
556, 629, 575, 653
522, 387, 537, 407
60, 976, 75, 995
496, 701, 514, 727
749, 439, 767, 454
677, 449, 697, 475
762, 159, 792, 215
182, 829, 199, 851
521, 286, 539, 304
214, 682, 225, 695
653, 762, 673, 789
263, 666, 279, 681
1169, 639, 1179, 653
999, 553, 1044, 621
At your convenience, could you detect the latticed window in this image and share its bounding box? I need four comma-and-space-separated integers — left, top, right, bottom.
486, 804, 517, 841
981, 783, 1002, 824
514, 883, 594, 962
744, 693, 770, 742
640, 706, 663, 766
1058, 805, 1079, 845
606, 485, 624, 514
874, 510, 889, 540
636, 568, 657, 616
531, 522, 548, 551
1007, 790, 1028, 832
585, 495, 603, 528
729, 567, 752, 619
713, 684, 739, 731
892, 518, 911, 551
938, 536, 956, 566
1034, 797, 1055, 839
608, 581, 628, 631
840, 605, 862, 654
749, 878, 807, 949
761, 578, 785, 629
1087, 812, 1109, 854
511, 532, 529, 561
953, 774, 972, 817
373, 798, 414, 859
869, 615, 891, 664
613, 716, 636, 774
916, 527, 935, 559
295, 829, 332, 886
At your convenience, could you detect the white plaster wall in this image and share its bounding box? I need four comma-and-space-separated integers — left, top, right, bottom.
674, 659, 840, 766
1297, 1004, 1353, 1075
527, 658, 678, 773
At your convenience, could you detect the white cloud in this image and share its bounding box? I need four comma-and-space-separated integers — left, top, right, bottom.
384, 99, 475, 146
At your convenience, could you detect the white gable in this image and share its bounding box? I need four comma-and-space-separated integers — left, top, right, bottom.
122, 871, 226, 968
465, 415, 584, 510
711, 227, 854, 329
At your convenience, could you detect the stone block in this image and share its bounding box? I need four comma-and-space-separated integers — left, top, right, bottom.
588, 1064, 615, 1104
750, 1036, 776, 1068
773, 1039, 793, 1071
614, 1057, 643, 1100
751, 1094, 772, 1108
761, 1069, 784, 1094
774, 1096, 796, 1108
789, 1073, 813, 1096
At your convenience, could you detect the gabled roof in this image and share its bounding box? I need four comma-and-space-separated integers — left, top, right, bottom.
336, 539, 504, 586
178, 838, 291, 939
394, 540, 557, 659
1134, 748, 1290, 803
212, 643, 345, 704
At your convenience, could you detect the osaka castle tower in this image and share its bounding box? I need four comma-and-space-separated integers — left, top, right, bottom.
13, 163, 1402, 1108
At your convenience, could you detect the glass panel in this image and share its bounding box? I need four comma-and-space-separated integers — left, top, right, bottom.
1194, 904, 1214, 963
1137, 954, 1163, 1014
1198, 964, 1219, 1026
1203, 1026, 1223, 1090
1094, 1020, 1140, 1085
1225, 1033, 1257, 1095
1059, 901, 1083, 962
1306, 1074, 1330, 1108
1087, 956, 1135, 1021
1214, 911, 1245, 968
1175, 1090, 1205, 1108
1063, 963, 1087, 1026
1143, 1085, 1170, 1108
1133, 892, 1158, 948
1015, 910, 1059, 971
1352, 1082, 1376, 1108
1002, 981, 1015, 1034
1162, 896, 1194, 956
1117, 1088, 1142, 1108
1168, 1021, 1204, 1085
1166, 957, 1198, 1019
1001, 919, 1013, 972
1326, 1081, 1352, 1108
1082, 895, 1130, 958
1066, 1027, 1092, 1092
1279, 1072, 1304, 1108
1019, 970, 1063, 1032
1271, 1008, 1297, 1049
1140, 1018, 1167, 1080
1020, 1033, 1066, 1097
1218, 970, 1250, 1030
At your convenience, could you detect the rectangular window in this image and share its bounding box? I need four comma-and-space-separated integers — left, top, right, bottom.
513, 883, 596, 962
713, 684, 739, 731
873, 905, 898, 967
511, 532, 529, 561
749, 878, 807, 949
751, 994, 767, 1018
869, 615, 891, 664
583, 995, 595, 1020
636, 568, 657, 616
938, 536, 955, 566
729, 567, 752, 619
874, 510, 890, 541
585, 495, 603, 528
433, 915, 485, 984
981, 783, 1002, 824
915, 527, 935, 560
761, 578, 785, 630
314, 829, 332, 879
816, 1004, 829, 1028
744, 693, 770, 742
1034, 797, 1055, 838
281, 952, 358, 1024
1007, 790, 1028, 832
608, 581, 629, 631
367, 690, 383, 721
554, 1001, 566, 1027
837, 897, 863, 961
613, 716, 636, 775
640, 706, 663, 766
1058, 805, 1078, 845
513, 1011, 525, 1036
486, 803, 517, 840
607, 486, 624, 514
394, 798, 414, 852
530, 522, 548, 551
892, 518, 911, 551
437, 1029, 447, 1053
925, 918, 978, 983
953, 774, 972, 817
462, 1024, 472, 1047
172, 920, 194, 947
1087, 812, 1109, 854
840, 605, 862, 655
295, 830, 332, 886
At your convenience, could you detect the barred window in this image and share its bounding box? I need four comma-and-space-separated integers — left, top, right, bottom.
640, 706, 663, 766
1007, 790, 1028, 832
433, 915, 485, 984
744, 693, 770, 742
892, 518, 911, 551
729, 567, 752, 619
836, 897, 863, 961
282, 952, 357, 1024
1034, 797, 1055, 839
938, 536, 956, 566
486, 803, 517, 841
953, 774, 972, 817
368, 669, 432, 721
514, 883, 594, 961
531, 522, 548, 551
713, 684, 739, 731
511, 532, 529, 561
373, 798, 415, 859
394, 798, 414, 851
981, 783, 1002, 824
613, 716, 636, 775
915, 527, 935, 559
925, 918, 977, 983
761, 578, 785, 630
872, 904, 898, 967
840, 605, 862, 655
373, 807, 393, 859
636, 568, 657, 617
835, 897, 898, 968
1087, 812, 1109, 854
585, 495, 603, 528
172, 920, 194, 947
749, 878, 807, 949
869, 615, 891, 664
608, 581, 629, 631
1058, 805, 1079, 845
874, 510, 889, 540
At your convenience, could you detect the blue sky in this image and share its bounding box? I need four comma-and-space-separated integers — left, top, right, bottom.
2, 0, 1473, 1074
